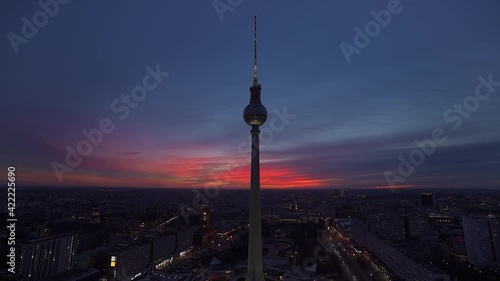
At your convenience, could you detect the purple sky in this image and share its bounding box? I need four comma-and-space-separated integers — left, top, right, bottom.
1, 0, 500, 189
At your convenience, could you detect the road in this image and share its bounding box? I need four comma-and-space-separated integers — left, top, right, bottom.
328, 228, 389, 281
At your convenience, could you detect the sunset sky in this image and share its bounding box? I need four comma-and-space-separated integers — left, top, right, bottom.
1, 1, 500, 189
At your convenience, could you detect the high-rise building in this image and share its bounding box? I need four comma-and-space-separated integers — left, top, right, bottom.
420, 192, 435, 208
445, 235, 467, 260
243, 15, 267, 281
19, 234, 77, 281
333, 189, 345, 198
463, 215, 500, 268
201, 207, 212, 231
90, 204, 101, 224
197, 208, 216, 245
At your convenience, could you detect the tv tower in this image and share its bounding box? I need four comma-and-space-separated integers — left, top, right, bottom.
243, 15, 267, 281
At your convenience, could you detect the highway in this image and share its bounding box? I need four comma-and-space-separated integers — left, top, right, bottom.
327, 228, 389, 281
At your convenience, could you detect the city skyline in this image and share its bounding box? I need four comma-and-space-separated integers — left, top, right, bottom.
2, 1, 500, 189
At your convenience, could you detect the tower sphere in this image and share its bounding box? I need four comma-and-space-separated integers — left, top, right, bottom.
244, 102, 268, 126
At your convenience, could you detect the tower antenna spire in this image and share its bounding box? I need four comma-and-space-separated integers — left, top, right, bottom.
253, 15, 258, 84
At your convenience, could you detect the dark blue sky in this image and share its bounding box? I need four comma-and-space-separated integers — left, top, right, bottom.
1, 0, 500, 189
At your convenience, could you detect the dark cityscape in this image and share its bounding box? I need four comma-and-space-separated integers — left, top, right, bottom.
2, 187, 500, 281
2, 1, 500, 281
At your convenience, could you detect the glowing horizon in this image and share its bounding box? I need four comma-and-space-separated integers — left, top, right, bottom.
2, 2, 500, 190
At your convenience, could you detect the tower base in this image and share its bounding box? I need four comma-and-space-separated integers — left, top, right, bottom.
245, 271, 265, 281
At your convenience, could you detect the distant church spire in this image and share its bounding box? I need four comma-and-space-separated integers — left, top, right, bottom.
253, 15, 258, 85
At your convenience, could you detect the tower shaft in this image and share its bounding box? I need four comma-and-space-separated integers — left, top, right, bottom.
246, 125, 265, 281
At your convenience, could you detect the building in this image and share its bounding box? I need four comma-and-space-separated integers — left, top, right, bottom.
462, 215, 500, 268
277, 211, 306, 224
333, 189, 345, 198
19, 234, 77, 281
109, 242, 152, 280
176, 226, 194, 254
196, 208, 219, 246
90, 204, 101, 224
193, 228, 204, 246
420, 193, 435, 208
152, 233, 176, 264
428, 214, 462, 228
335, 219, 353, 237
445, 235, 467, 261
368, 214, 406, 241
201, 207, 212, 231
335, 205, 357, 218
75, 245, 109, 269
404, 215, 432, 239
351, 225, 450, 281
